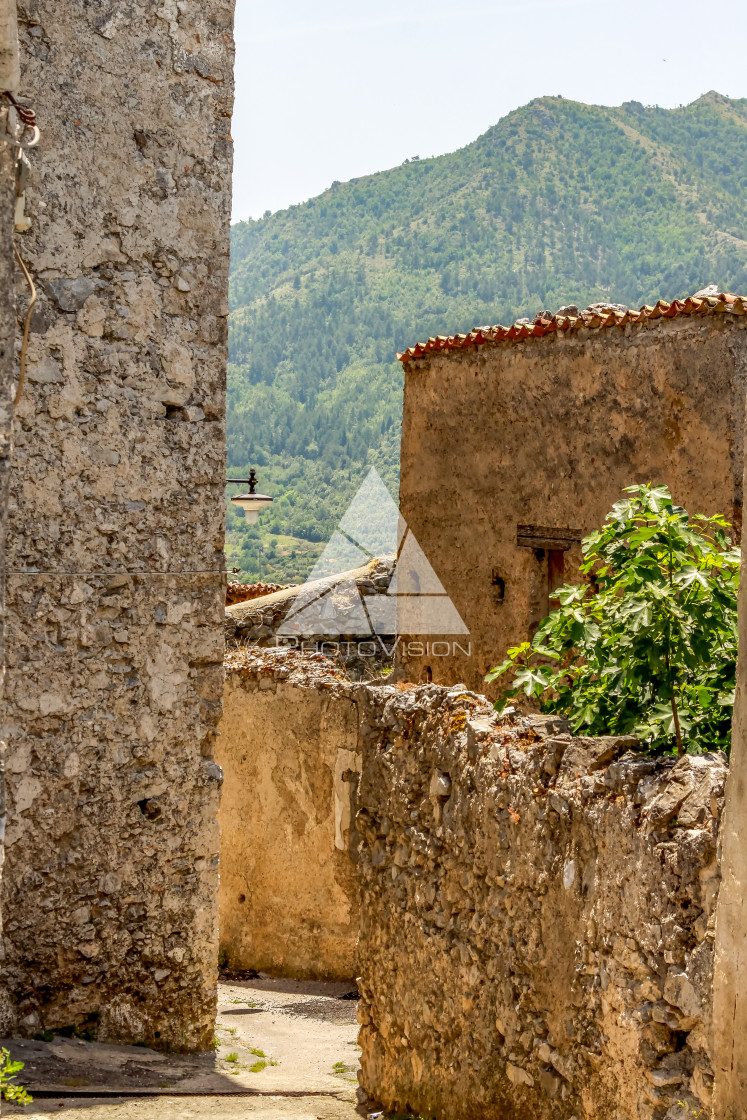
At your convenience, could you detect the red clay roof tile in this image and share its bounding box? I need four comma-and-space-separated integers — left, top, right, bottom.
397, 293, 747, 363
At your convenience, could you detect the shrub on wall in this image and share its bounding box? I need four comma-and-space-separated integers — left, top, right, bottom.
487, 484, 739, 755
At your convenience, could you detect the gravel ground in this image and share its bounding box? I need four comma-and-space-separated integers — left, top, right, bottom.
1, 981, 367, 1120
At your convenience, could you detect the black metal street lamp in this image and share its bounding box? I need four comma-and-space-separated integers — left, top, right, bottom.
225, 469, 273, 524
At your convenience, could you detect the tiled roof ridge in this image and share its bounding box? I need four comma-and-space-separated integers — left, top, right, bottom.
397, 292, 747, 363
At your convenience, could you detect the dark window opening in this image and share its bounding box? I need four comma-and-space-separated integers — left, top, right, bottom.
517, 525, 582, 634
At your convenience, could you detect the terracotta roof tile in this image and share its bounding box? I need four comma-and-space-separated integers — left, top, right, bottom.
397, 293, 747, 363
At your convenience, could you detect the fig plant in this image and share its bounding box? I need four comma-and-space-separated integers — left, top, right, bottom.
486, 485, 740, 755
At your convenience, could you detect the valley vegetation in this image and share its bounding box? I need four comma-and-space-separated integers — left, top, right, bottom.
227, 92, 747, 583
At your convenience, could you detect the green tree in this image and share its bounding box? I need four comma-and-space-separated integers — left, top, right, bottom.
486, 485, 740, 755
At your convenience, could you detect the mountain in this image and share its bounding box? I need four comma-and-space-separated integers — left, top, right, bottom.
227, 92, 747, 584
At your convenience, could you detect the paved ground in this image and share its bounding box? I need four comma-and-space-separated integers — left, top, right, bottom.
2, 980, 369, 1120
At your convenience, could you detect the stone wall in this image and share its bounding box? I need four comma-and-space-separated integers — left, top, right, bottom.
217, 651, 725, 1116
0, 0, 235, 1048
712, 437, 747, 1116
356, 684, 726, 1120
218, 649, 360, 980
397, 310, 747, 692
225, 556, 396, 679
0, 0, 21, 985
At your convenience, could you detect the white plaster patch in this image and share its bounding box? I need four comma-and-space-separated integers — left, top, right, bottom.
563, 858, 576, 890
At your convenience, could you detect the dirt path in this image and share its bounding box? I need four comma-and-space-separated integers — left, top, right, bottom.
2, 980, 366, 1120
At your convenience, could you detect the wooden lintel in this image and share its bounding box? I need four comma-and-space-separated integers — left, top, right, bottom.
516, 524, 582, 551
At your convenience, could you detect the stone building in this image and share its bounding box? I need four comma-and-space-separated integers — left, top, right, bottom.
0, 0, 23, 968
0, 0, 235, 1047
396, 294, 747, 692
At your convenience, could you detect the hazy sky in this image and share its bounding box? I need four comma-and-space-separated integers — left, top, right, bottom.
232, 0, 747, 223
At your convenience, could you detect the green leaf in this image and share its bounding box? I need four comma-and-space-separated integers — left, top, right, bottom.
674, 566, 709, 590
513, 666, 552, 698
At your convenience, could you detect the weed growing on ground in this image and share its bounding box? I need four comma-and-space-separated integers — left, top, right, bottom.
1, 1048, 32, 1106
244, 1046, 278, 1072
225, 1052, 239, 1063
333, 1059, 358, 1082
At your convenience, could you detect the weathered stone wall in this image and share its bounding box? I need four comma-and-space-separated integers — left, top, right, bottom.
218, 649, 360, 980
356, 685, 726, 1120
217, 652, 725, 1115
225, 556, 396, 679
0, 0, 235, 1047
712, 401, 747, 1117
398, 313, 747, 692
0, 0, 21, 987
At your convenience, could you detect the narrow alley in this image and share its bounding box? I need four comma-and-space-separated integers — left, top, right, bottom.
3, 979, 363, 1120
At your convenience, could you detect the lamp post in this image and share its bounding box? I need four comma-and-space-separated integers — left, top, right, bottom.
226, 469, 273, 524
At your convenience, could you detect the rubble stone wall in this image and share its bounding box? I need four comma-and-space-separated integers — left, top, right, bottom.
225, 556, 396, 679
218, 649, 361, 980
397, 315, 747, 692
0, 0, 235, 1048
0, 2, 21, 973
356, 684, 726, 1120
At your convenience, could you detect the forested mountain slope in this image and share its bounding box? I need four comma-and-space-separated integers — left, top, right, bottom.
227, 92, 747, 583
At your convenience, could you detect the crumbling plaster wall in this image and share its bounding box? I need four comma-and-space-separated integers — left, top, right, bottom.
397, 315, 747, 692
355, 685, 726, 1120
218, 649, 361, 980
0, 0, 235, 1048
